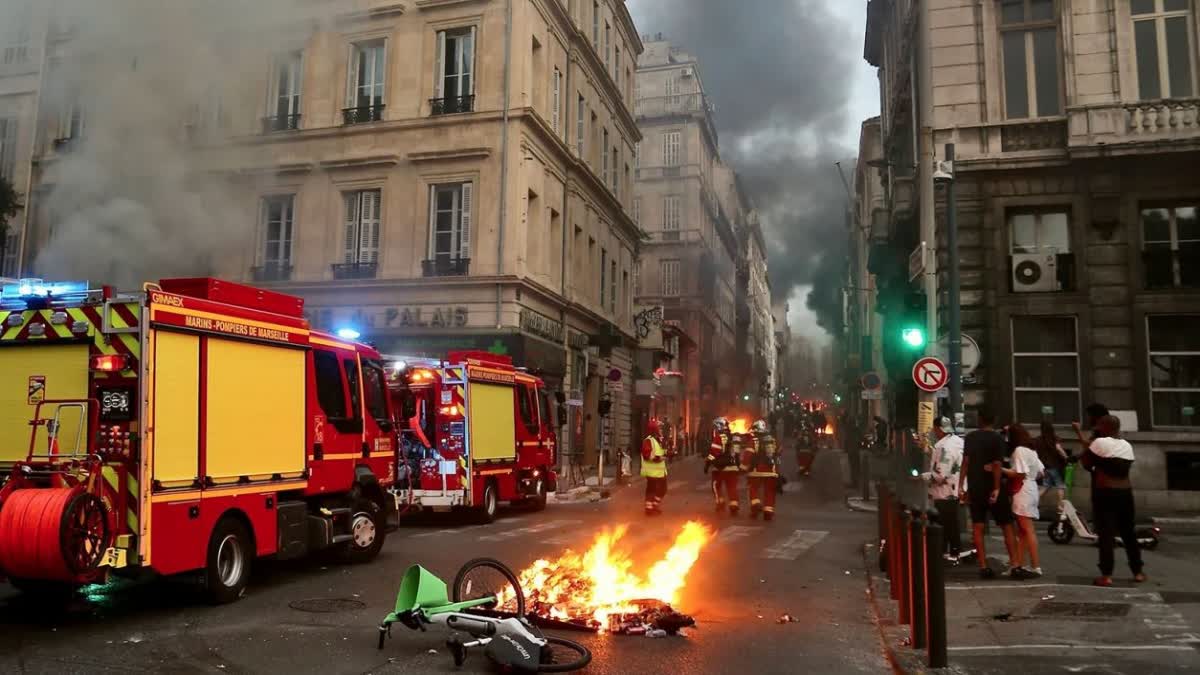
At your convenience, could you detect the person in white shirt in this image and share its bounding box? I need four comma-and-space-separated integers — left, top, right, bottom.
922, 416, 964, 559
1004, 423, 1045, 580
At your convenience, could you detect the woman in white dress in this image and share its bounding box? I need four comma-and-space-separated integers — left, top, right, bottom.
1004, 423, 1045, 579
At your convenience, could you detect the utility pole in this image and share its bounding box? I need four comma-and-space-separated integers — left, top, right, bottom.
943, 143, 962, 423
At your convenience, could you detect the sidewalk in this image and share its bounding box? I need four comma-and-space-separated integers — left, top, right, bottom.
865, 525, 1200, 673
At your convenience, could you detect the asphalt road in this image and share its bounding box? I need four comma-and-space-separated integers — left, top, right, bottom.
0, 455, 888, 674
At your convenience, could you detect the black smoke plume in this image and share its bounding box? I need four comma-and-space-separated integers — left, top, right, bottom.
628, 0, 863, 335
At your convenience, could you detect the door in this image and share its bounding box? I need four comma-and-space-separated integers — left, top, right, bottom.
0, 344, 90, 465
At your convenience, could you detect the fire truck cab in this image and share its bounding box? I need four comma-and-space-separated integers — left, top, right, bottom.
387, 351, 558, 522
0, 278, 398, 602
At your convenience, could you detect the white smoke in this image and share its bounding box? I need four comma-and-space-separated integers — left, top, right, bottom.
4, 0, 331, 289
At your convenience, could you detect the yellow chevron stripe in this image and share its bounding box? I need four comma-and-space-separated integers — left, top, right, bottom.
1, 310, 31, 339
456, 385, 465, 399
109, 305, 131, 329
102, 465, 140, 533
41, 310, 74, 338
118, 332, 141, 359
65, 307, 96, 337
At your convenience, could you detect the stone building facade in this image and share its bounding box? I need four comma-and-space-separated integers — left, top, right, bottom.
865, 0, 1200, 511
11, 0, 645, 466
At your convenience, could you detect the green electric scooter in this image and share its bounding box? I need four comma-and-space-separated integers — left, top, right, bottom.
378, 557, 591, 673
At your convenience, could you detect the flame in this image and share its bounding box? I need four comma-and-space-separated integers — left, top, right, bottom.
824, 424, 834, 435
498, 521, 713, 630
728, 418, 749, 434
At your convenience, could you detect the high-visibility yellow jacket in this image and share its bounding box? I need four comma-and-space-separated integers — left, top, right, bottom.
641, 435, 667, 478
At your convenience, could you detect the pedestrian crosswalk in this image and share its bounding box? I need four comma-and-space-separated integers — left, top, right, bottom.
402, 517, 828, 562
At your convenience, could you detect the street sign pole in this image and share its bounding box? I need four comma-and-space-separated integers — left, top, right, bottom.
944, 143, 963, 423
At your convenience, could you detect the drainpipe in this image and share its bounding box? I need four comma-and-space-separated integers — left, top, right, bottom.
496, 0, 513, 328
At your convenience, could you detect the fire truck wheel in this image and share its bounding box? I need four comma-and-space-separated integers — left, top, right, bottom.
204, 517, 252, 604
341, 499, 386, 564
476, 482, 498, 524
528, 477, 548, 512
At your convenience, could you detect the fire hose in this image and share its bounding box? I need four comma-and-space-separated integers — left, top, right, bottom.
0, 486, 111, 583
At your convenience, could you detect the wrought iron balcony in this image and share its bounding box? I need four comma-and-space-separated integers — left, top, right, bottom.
331, 262, 378, 280
262, 113, 301, 133
422, 257, 471, 277
430, 95, 475, 116
342, 104, 385, 125
251, 264, 292, 282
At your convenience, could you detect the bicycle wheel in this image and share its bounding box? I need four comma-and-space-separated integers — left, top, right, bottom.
538, 636, 592, 673
451, 557, 526, 617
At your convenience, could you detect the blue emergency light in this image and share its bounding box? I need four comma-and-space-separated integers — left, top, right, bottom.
336, 327, 362, 340
0, 278, 91, 309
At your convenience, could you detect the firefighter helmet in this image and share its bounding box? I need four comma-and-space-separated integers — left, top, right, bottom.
713, 417, 729, 432
751, 419, 768, 434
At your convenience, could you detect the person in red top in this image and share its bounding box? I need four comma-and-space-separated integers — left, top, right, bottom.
705, 418, 740, 515
641, 418, 669, 516
743, 420, 781, 520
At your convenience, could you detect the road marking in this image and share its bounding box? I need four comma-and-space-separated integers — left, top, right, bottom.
713, 525, 760, 545
947, 644, 1198, 653
763, 529, 828, 560
478, 519, 582, 542
409, 518, 528, 538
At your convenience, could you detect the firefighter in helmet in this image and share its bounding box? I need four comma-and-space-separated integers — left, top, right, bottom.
641, 418, 669, 516
705, 417, 741, 515
742, 419, 781, 520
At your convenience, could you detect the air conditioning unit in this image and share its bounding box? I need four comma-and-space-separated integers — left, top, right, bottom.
1012, 252, 1057, 292
680, 67, 693, 78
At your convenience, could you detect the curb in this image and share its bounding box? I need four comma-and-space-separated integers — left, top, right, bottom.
847, 496, 879, 513
1152, 516, 1200, 534
861, 542, 909, 675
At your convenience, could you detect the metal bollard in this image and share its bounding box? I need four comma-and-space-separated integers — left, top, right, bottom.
925, 521, 948, 668
888, 498, 901, 600
898, 509, 911, 624
910, 515, 927, 649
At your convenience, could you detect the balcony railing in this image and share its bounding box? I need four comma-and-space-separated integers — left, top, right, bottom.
262, 113, 301, 133
251, 263, 293, 282
1069, 98, 1200, 149
342, 104, 385, 125
422, 257, 470, 277
430, 95, 475, 116
1000, 119, 1067, 152
645, 229, 704, 244
635, 94, 713, 119
331, 262, 378, 280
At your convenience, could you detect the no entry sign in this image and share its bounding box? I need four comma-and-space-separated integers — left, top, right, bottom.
912, 357, 949, 393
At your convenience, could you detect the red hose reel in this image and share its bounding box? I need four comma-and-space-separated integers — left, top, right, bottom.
0, 486, 112, 583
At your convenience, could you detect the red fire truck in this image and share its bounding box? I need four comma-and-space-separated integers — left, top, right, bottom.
0, 278, 397, 601
387, 352, 558, 522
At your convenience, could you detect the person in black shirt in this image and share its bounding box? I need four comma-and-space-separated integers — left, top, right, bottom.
957, 407, 1018, 579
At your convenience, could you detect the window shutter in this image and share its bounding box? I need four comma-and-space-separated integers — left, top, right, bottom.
360, 190, 381, 263
343, 192, 359, 263
282, 197, 294, 265
552, 69, 561, 134
346, 45, 358, 107
434, 30, 446, 100
428, 184, 439, 258
459, 182, 473, 258
468, 26, 477, 95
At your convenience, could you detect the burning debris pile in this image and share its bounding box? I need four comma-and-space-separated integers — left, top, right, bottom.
498, 521, 712, 634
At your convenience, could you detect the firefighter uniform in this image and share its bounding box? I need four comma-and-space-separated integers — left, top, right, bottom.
706, 420, 741, 515
641, 420, 668, 516
743, 424, 781, 520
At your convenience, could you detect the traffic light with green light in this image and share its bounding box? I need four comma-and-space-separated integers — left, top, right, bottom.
901, 326, 926, 349
899, 292, 927, 352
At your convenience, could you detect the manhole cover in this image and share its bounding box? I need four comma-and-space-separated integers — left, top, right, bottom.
1032, 601, 1130, 618
289, 598, 366, 613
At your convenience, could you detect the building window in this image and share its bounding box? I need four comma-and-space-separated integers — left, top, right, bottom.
1, 231, 17, 277
632, 198, 640, 225
576, 93, 585, 156
339, 189, 381, 276
2, 2, 31, 65
614, 46, 621, 85
633, 260, 642, 296
255, 195, 294, 281
1149, 315, 1200, 427
634, 141, 641, 168
661, 260, 680, 296
621, 270, 629, 316
610, 146, 619, 193
604, 22, 611, 71
600, 248, 608, 306
551, 67, 562, 134
602, 128, 610, 184
1132, 0, 1196, 100
345, 40, 386, 124
592, 1, 600, 46
663, 131, 681, 165
663, 195, 681, 240
1011, 316, 1080, 425
999, 0, 1062, 119
1008, 209, 1073, 292
434, 27, 476, 115
265, 51, 303, 133
1142, 204, 1200, 289
665, 76, 680, 106
610, 259, 617, 313
0, 117, 16, 181
426, 182, 473, 277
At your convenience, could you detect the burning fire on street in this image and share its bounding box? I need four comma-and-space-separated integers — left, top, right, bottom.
727, 418, 750, 434
497, 520, 713, 633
